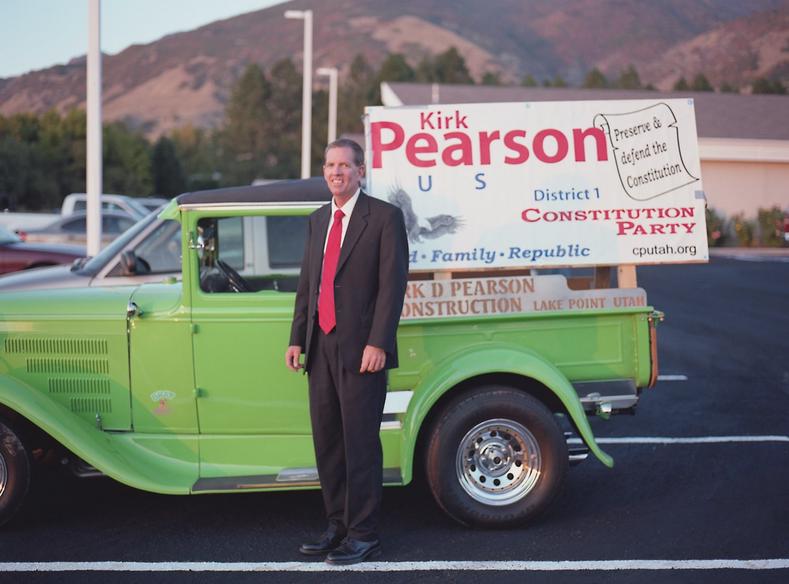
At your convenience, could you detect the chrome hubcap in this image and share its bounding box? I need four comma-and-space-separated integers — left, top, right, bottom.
456, 418, 542, 506
0, 451, 7, 499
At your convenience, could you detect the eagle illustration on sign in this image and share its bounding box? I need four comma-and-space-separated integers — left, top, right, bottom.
387, 185, 464, 244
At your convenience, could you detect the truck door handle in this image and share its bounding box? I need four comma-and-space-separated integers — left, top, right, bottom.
127, 301, 143, 318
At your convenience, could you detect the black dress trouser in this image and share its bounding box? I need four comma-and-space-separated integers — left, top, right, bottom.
308, 329, 387, 541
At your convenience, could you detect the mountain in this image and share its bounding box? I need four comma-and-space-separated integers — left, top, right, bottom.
641, 7, 789, 90
1, 0, 787, 137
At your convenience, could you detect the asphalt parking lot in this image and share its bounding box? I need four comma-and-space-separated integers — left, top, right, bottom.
0, 255, 787, 583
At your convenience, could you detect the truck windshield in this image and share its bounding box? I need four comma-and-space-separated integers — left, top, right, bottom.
75, 212, 158, 275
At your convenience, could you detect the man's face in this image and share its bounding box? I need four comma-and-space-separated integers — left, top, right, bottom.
323, 146, 364, 202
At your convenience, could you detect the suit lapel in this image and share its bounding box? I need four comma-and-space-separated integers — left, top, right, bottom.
311, 204, 331, 283
336, 192, 369, 276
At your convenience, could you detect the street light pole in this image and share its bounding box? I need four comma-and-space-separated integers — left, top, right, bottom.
284, 9, 313, 179
86, 0, 103, 255
317, 67, 338, 144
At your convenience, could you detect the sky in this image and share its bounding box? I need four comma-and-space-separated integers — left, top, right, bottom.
0, 0, 285, 79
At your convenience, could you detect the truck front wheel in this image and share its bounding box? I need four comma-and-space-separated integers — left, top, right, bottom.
425, 387, 568, 527
0, 419, 31, 527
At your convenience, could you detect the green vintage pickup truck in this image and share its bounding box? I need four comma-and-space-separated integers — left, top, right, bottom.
0, 178, 660, 528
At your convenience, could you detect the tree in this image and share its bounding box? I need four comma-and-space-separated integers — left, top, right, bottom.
220, 63, 272, 184
338, 54, 378, 137
377, 53, 415, 83
751, 77, 787, 95
171, 125, 221, 190
265, 59, 303, 178
310, 87, 330, 172
481, 71, 502, 86
435, 48, 474, 84
691, 73, 713, 92
0, 134, 36, 210
58, 110, 88, 197
151, 136, 186, 196
0, 110, 87, 210
719, 81, 738, 93
416, 47, 474, 84
0, 110, 162, 209
616, 65, 642, 89
415, 56, 435, 83
543, 74, 567, 88
673, 77, 690, 91
102, 122, 152, 196
520, 74, 538, 87
583, 68, 608, 89
35, 109, 85, 208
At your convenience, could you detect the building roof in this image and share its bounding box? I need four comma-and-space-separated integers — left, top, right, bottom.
176, 177, 331, 206
382, 83, 789, 142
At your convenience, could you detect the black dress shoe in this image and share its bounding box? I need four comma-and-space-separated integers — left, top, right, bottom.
298, 531, 345, 556
325, 538, 381, 565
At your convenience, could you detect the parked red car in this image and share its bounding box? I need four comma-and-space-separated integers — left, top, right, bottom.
0, 225, 85, 275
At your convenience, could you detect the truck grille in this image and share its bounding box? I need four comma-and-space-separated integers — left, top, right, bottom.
70, 397, 112, 413
6, 336, 116, 416
49, 378, 111, 395
26, 358, 109, 375
5, 337, 108, 355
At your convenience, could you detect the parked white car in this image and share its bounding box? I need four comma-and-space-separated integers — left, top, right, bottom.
23, 211, 137, 247
60, 193, 149, 220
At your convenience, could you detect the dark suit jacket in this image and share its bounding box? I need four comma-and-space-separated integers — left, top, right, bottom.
289, 191, 409, 373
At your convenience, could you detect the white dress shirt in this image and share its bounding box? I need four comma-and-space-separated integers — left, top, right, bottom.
323, 188, 360, 253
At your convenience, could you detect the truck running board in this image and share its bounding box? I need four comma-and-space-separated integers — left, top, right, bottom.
192, 468, 403, 492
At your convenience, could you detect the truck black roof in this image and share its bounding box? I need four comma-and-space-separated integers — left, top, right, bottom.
176, 177, 333, 206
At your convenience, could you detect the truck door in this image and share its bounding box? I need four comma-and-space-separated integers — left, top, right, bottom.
188, 211, 316, 483
127, 283, 199, 436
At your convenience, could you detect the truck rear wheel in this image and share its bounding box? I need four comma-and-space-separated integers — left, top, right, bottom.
0, 419, 31, 527
425, 386, 568, 527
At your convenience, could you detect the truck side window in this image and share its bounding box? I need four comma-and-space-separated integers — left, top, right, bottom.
197, 215, 307, 294
267, 216, 308, 269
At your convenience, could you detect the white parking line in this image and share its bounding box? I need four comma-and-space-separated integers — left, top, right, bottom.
569, 435, 789, 445
657, 374, 688, 381
0, 559, 787, 572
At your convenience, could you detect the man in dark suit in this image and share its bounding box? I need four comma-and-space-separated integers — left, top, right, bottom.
285, 138, 409, 565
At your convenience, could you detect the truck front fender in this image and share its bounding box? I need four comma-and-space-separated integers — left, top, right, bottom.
0, 374, 197, 494
400, 344, 614, 481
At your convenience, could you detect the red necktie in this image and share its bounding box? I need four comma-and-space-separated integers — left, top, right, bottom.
318, 209, 344, 334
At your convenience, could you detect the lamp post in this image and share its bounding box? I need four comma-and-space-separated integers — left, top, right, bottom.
86, 0, 103, 255
284, 9, 313, 179
317, 67, 338, 144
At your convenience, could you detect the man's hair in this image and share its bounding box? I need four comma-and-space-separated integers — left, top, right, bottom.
325, 138, 365, 167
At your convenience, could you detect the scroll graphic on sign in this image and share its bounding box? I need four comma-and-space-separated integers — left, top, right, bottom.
593, 103, 699, 201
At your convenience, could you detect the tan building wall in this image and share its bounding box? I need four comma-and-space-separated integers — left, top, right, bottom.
701, 160, 789, 218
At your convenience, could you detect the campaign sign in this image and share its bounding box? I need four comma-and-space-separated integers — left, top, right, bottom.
364, 99, 707, 271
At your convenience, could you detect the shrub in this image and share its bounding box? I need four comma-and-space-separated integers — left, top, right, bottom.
756, 206, 785, 247
731, 212, 755, 247
705, 207, 727, 247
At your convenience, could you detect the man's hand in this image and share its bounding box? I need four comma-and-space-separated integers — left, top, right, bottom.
285, 345, 303, 372
360, 345, 386, 374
